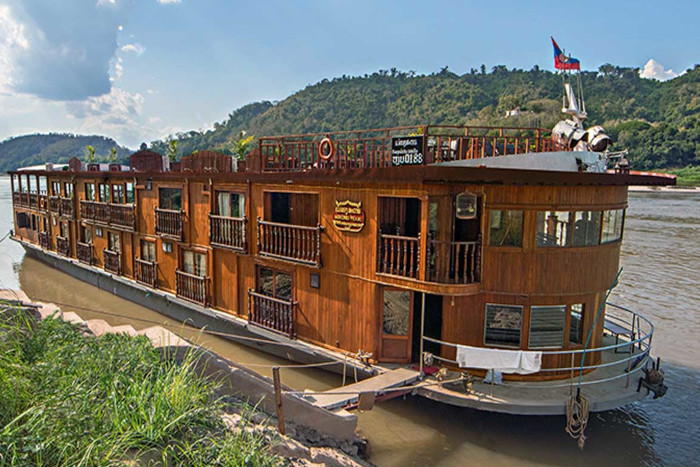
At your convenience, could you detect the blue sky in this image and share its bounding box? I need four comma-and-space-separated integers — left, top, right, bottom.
0, 0, 697, 148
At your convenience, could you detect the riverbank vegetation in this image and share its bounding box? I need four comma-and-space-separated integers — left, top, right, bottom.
656, 166, 700, 186
0, 314, 280, 466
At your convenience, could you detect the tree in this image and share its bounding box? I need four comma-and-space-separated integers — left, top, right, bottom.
230, 130, 255, 161
109, 147, 117, 163
85, 145, 95, 163
165, 138, 179, 162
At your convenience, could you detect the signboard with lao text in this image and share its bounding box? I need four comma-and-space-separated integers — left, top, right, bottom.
391, 136, 424, 166
332, 200, 365, 233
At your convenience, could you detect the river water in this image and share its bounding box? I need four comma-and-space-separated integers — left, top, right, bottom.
1, 176, 698, 466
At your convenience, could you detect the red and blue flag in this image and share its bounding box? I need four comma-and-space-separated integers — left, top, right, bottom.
551, 37, 580, 70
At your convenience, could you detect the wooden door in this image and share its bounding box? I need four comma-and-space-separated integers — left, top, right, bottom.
379, 288, 413, 362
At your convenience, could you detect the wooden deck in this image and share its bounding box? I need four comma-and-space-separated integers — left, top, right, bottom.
305, 368, 420, 411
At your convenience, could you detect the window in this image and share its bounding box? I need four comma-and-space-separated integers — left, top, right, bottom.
601, 209, 624, 243
489, 210, 523, 247
38, 176, 47, 195
536, 211, 573, 247
529, 305, 566, 348
98, 183, 110, 203
182, 250, 206, 277
125, 182, 135, 204
570, 304, 584, 344
95, 227, 103, 237
216, 191, 245, 218
258, 267, 292, 301
141, 240, 156, 262
59, 221, 68, 238
162, 241, 172, 253
63, 183, 73, 197
52, 182, 61, 196
81, 225, 92, 244
31, 214, 37, 230
112, 184, 125, 204
484, 304, 522, 347
382, 290, 410, 336
11, 175, 17, 193
572, 211, 602, 246
159, 188, 182, 210
108, 232, 120, 253
28, 176, 37, 194
16, 212, 30, 229
85, 183, 96, 201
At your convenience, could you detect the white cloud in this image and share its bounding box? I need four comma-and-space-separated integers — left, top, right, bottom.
0, 4, 29, 90
640, 59, 678, 81
157, 0, 182, 4
121, 42, 145, 56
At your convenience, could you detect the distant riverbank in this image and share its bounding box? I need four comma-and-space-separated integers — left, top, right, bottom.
653, 166, 700, 186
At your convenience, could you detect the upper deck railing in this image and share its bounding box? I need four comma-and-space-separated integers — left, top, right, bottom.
258, 125, 558, 172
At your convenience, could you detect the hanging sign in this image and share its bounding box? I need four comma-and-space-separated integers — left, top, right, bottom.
332, 200, 365, 232
391, 136, 424, 166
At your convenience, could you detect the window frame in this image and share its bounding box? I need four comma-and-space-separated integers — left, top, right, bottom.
484, 303, 523, 348
256, 266, 293, 301
159, 187, 183, 211
181, 249, 207, 277
488, 209, 524, 247
528, 305, 567, 349
215, 191, 246, 218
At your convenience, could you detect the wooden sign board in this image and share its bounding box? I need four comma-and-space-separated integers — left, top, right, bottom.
332, 200, 365, 232
391, 136, 424, 166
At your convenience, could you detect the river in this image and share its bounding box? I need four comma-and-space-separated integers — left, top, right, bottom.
0, 176, 697, 466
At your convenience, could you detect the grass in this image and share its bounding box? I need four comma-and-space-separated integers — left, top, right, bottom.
0, 312, 281, 466
654, 166, 700, 186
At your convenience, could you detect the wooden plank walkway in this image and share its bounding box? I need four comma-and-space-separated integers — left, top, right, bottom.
305, 368, 421, 411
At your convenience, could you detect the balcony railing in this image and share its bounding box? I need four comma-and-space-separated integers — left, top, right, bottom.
376, 232, 420, 279
135, 258, 158, 288
210, 215, 247, 252
28, 194, 38, 210
155, 208, 184, 239
248, 290, 296, 339
80, 201, 135, 230
257, 218, 323, 267
426, 238, 481, 284
103, 249, 121, 275
175, 270, 208, 305
76, 242, 93, 265
60, 197, 74, 218
38, 231, 51, 250
109, 204, 135, 229
56, 236, 70, 257
49, 196, 61, 213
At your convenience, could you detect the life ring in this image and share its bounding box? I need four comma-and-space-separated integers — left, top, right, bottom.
318, 137, 334, 161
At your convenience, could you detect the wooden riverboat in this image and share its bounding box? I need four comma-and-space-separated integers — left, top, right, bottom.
9, 124, 673, 414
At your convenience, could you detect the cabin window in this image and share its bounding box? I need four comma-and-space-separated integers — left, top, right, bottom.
529, 305, 566, 349
382, 290, 410, 336
125, 182, 135, 204
98, 183, 110, 203
31, 214, 37, 230
601, 209, 624, 243
489, 210, 523, 247
484, 304, 522, 347
10, 175, 17, 193
162, 241, 172, 253
16, 212, 30, 229
265, 192, 318, 226
572, 211, 602, 246
570, 304, 584, 344
85, 183, 96, 201
536, 211, 573, 247
112, 184, 125, 204
182, 250, 206, 277
52, 181, 61, 196
59, 221, 68, 238
63, 182, 73, 198
38, 176, 47, 195
141, 240, 156, 262
108, 232, 120, 253
258, 267, 292, 301
216, 191, 245, 218
159, 188, 182, 211
28, 176, 37, 194
378, 197, 421, 237
81, 225, 92, 244
95, 227, 103, 237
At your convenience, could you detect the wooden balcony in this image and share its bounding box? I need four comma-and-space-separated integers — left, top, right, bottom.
210, 215, 247, 252
60, 197, 74, 218
248, 290, 296, 339
135, 258, 158, 288
38, 231, 51, 250
48, 196, 61, 213
76, 242, 93, 265
155, 208, 184, 240
80, 201, 136, 230
376, 232, 420, 279
175, 270, 208, 305
103, 249, 121, 275
426, 238, 481, 284
12, 192, 20, 207
109, 204, 135, 230
28, 194, 38, 210
257, 218, 323, 267
56, 236, 70, 257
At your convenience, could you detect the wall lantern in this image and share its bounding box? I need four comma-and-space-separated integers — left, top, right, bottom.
455, 191, 477, 220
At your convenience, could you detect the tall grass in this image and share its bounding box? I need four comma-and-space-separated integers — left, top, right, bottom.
655, 166, 700, 186
0, 313, 280, 466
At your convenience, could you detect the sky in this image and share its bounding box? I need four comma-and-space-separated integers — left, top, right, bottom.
0, 0, 698, 149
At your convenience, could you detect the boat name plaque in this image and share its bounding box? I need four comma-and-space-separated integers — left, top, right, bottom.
332, 200, 365, 233
391, 136, 424, 166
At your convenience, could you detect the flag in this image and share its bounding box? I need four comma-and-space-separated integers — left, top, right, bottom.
551, 37, 580, 71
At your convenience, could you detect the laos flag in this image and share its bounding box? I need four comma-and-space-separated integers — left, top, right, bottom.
551, 37, 580, 70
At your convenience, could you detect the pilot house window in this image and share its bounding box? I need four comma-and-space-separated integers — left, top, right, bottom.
601, 209, 624, 243
484, 304, 522, 347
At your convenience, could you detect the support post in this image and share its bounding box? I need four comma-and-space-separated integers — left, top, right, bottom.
419, 292, 426, 376
272, 366, 285, 435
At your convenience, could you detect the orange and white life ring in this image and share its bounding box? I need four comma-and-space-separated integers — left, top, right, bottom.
318, 137, 334, 161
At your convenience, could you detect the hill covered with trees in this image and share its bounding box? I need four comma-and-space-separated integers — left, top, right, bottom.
0, 134, 131, 172
151, 64, 699, 171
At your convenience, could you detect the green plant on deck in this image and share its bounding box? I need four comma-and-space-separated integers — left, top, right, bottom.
85, 145, 96, 163
165, 138, 179, 162
231, 131, 255, 161
109, 147, 117, 163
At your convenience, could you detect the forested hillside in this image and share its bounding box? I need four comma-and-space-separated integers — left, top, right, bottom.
0, 134, 130, 172
151, 64, 699, 170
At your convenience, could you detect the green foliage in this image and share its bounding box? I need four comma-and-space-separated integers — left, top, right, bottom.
165, 138, 179, 162
85, 144, 96, 163
0, 316, 281, 466
109, 146, 117, 163
230, 131, 255, 160
655, 166, 700, 186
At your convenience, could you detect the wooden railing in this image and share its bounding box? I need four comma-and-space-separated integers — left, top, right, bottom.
38, 231, 51, 250
175, 270, 207, 305
426, 238, 481, 284
103, 249, 121, 275
155, 208, 184, 239
56, 236, 70, 257
257, 218, 323, 266
49, 196, 61, 213
248, 290, 296, 338
109, 204, 135, 230
80, 201, 136, 230
60, 197, 74, 218
12, 192, 21, 207
28, 194, 38, 210
210, 215, 247, 252
76, 242, 93, 265
376, 232, 420, 279
135, 258, 157, 288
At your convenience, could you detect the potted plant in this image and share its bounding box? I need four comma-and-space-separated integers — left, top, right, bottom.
231, 131, 254, 172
